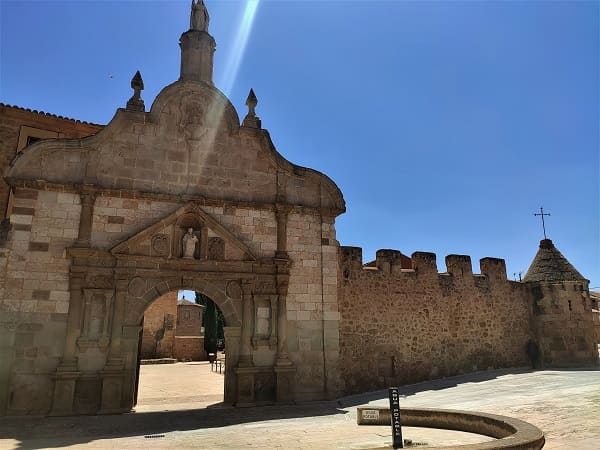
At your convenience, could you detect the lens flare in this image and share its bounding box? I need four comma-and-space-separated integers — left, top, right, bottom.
220, 0, 260, 96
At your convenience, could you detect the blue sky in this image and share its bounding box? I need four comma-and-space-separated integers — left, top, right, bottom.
1, 0, 598, 288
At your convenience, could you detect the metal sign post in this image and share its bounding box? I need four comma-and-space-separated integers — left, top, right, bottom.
388, 387, 403, 448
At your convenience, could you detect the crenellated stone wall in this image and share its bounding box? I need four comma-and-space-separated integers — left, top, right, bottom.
337, 246, 532, 395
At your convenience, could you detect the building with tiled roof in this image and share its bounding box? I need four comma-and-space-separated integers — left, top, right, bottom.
0, 103, 103, 220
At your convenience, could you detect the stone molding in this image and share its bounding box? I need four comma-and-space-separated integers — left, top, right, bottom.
4, 178, 344, 218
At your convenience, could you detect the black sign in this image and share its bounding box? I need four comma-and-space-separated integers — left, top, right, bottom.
388, 387, 403, 449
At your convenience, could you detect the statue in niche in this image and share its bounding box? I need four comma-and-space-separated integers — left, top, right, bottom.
182, 228, 199, 259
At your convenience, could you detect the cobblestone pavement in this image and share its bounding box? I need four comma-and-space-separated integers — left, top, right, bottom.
0, 363, 598, 449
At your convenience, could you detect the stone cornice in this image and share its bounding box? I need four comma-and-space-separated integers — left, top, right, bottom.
5, 178, 344, 217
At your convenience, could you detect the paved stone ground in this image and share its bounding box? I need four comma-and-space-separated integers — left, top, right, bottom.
0, 362, 598, 449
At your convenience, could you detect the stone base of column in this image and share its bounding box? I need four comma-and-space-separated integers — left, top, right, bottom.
234, 366, 257, 406
274, 365, 296, 404
237, 355, 253, 368
98, 373, 125, 414
50, 371, 79, 416
275, 352, 293, 367
98, 358, 125, 414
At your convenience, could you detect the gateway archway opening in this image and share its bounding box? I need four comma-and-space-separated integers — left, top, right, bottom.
134, 290, 227, 411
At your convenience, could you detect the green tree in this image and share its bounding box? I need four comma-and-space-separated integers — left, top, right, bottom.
203, 299, 217, 354
196, 292, 218, 354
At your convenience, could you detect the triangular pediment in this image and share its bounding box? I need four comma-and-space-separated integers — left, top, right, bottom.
111, 202, 256, 261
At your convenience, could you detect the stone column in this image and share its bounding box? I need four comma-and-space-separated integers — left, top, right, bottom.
119, 325, 143, 412
59, 274, 85, 369
99, 280, 127, 414
274, 262, 295, 403
223, 326, 241, 404
74, 190, 96, 247
235, 281, 256, 405
275, 204, 290, 259
275, 294, 291, 367
0, 322, 16, 415
238, 280, 254, 367
50, 274, 84, 416
106, 279, 128, 362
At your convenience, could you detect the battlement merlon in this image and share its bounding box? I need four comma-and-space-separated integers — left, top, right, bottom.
480, 257, 508, 281
340, 246, 509, 281
340, 246, 363, 271
375, 249, 406, 274
445, 254, 473, 278
411, 252, 438, 275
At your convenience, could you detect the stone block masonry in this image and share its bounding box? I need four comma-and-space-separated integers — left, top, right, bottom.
141, 292, 177, 359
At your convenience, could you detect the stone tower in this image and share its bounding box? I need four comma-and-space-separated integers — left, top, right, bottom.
180, 0, 215, 83
524, 239, 599, 367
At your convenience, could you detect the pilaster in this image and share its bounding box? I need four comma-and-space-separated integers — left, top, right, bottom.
238, 280, 254, 367
74, 189, 96, 247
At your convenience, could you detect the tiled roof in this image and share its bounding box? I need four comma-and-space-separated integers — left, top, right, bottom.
0, 102, 103, 127
523, 239, 587, 283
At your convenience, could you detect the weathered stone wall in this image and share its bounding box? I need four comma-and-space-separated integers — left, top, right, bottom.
91, 196, 180, 250
0, 188, 82, 415
0, 104, 101, 220
140, 292, 177, 359
528, 281, 599, 367
337, 247, 532, 394
285, 212, 340, 400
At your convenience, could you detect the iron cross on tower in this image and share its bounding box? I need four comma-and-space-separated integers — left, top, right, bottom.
534, 207, 551, 239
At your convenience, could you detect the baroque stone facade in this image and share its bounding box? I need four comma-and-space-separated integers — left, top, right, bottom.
0, 1, 597, 416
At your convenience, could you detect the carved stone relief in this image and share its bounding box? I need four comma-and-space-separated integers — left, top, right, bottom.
252, 294, 278, 349
77, 289, 115, 350
151, 234, 170, 257
226, 280, 242, 300
128, 277, 146, 298
207, 237, 225, 260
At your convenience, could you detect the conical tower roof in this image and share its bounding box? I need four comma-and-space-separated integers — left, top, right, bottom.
523, 239, 587, 283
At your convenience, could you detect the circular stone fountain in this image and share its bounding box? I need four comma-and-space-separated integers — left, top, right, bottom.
357, 407, 545, 449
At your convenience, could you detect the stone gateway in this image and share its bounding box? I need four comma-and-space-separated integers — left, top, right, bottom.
0, 3, 597, 416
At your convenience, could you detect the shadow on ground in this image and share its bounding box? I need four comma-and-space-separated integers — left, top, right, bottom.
336, 367, 536, 408
1, 402, 347, 450
5, 367, 598, 450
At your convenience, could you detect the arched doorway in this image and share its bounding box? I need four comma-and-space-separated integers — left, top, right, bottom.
120, 277, 243, 413
52, 202, 294, 416
133, 290, 228, 411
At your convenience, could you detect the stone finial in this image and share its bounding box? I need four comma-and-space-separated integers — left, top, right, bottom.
191, 0, 210, 31
243, 88, 261, 128
126, 70, 145, 112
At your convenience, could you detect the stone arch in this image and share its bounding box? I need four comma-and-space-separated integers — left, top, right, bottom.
131, 277, 242, 328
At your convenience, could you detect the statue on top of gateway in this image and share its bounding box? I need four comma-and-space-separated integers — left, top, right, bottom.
191, 0, 210, 31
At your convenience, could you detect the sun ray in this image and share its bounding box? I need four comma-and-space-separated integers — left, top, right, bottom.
220, 0, 261, 97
